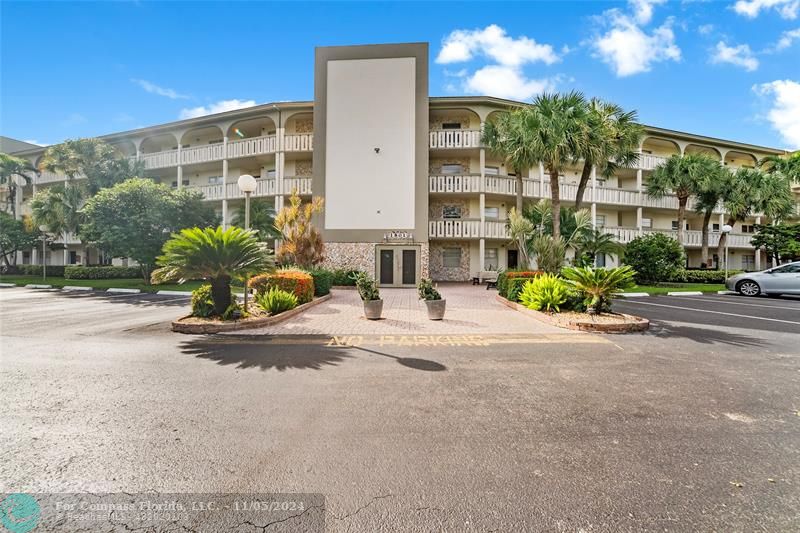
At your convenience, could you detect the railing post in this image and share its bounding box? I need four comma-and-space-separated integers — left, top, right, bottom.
479, 193, 486, 238
222, 136, 229, 229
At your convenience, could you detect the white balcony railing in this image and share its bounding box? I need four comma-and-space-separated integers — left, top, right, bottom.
429, 129, 482, 149
188, 177, 314, 201
226, 135, 277, 159
284, 133, 313, 152
428, 219, 510, 240
140, 149, 179, 170
604, 227, 754, 248
637, 153, 669, 170
283, 176, 312, 195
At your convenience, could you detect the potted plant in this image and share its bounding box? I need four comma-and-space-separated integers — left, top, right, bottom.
352, 272, 383, 320
418, 278, 446, 320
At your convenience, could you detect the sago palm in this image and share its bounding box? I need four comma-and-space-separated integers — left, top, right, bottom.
152, 226, 274, 315
1, 153, 38, 218
561, 265, 636, 314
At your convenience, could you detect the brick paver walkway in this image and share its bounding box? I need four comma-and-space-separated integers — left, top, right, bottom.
242, 283, 566, 335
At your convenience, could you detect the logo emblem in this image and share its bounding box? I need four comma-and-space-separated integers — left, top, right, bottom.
0, 493, 41, 533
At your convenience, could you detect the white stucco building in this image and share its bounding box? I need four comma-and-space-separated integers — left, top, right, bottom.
4, 42, 798, 285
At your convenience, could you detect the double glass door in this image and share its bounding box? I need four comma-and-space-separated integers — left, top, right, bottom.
377, 246, 419, 287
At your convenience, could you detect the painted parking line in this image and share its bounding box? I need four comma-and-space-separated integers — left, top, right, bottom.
324, 334, 610, 347
677, 295, 800, 311
620, 299, 800, 325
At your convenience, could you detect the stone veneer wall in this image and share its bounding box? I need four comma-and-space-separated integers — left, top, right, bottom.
321, 242, 430, 279
294, 160, 313, 176
429, 115, 472, 129
428, 198, 470, 219
429, 158, 471, 174
294, 118, 314, 134
429, 241, 471, 281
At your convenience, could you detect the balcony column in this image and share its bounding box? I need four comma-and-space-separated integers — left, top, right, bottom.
590, 165, 597, 228
222, 136, 229, 229
479, 144, 486, 193
479, 238, 485, 273
754, 216, 761, 270
276, 124, 285, 211
479, 193, 486, 238
176, 144, 183, 189
636, 207, 643, 235
539, 162, 545, 197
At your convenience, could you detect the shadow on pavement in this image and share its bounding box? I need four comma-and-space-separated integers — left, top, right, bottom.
180, 337, 352, 371
648, 321, 768, 347
351, 345, 448, 372
59, 290, 191, 308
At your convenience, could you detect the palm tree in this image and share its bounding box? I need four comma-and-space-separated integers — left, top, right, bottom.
0, 153, 38, 218
562, 265, 636, 314
514, 199, 592, 272
482, 109, 541, 214
527, 92, 589, 238
760, 152, 800, 184
647, 153, 718, 245
693, 164, 729, 267
575, 229, 625, 267
232, 198, 280, 241
506, 208, 535, 269
31, 185, 85, 265
574, 99, 643, 211
152, 226, 274, 316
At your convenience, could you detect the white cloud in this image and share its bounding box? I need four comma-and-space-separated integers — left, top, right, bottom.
710, 41, 759, 70
629, 0, 667, 24
733, 0, 799, 19
776, 27, 800, 48
753, 79, 800, 148
131, 78, 189, 99
179, 99, 257, 119
463, 65, 559, 100
61, 113, 87, 127
592, 11, 681, 77
698, 23, 715, 35
436, 24, 560, 66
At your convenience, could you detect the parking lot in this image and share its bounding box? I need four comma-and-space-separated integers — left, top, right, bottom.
1, 286, 799, 531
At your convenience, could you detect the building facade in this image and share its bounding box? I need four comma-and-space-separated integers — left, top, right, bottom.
4, 42, 797, 284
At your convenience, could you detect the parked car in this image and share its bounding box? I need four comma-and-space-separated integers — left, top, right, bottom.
726, 261, 800, 296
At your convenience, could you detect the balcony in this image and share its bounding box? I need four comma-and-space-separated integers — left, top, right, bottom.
428, 219, 509, 239
637, 153, 669, 170
429, 129, 482, 149
604, 227, 754, 248
187, 176, 311, 201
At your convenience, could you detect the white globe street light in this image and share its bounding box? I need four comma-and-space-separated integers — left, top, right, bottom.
38, 225, 48, 281
721, 224, 733, 280
237, 174, 258, 312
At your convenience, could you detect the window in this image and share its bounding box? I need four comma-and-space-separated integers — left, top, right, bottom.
171, 180, 190, 188
69, 251, 78, 265
483, 207, 500, 219
441, 163, 464, 175
22, 251, 30, 265
209, 139, 223, 145
595, 215, 606, 227
742, 255, 755, 271
772, 263, 800, 273
442, 248, 461, 268
741, 225, 755, 233
596, 253, 606, 267
712, 223, 720, 232
208, 176, 224, 185
441, 122, 461, 130
484, 248, 498, 270
484, 166, 499, 176
442, 205, 462, 219
642, 218, 652, 229
266, 169, 276, 178
671, 221, 689, 231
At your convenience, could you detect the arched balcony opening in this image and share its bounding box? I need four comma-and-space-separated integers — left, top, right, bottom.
429, 108, 482, 150
180, 125, 224, 149
283, 112, 312, 135
227, 116, 276, 139
111, 140, 136, 158
641, 137, 681, 158
140, 133, 178, 154
724, 151, 758, 170
684, 143, 722, 161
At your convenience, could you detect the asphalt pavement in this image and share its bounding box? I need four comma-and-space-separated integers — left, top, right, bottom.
1, 287, 799, 531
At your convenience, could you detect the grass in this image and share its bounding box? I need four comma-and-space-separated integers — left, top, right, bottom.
629, 283, 727, 295
0, 275, 245, 293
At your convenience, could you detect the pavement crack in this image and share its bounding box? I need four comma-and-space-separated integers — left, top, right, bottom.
330, 493, 393, 521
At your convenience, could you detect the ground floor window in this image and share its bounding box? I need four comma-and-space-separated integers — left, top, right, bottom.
484, 248, 498, 270
99, 250, 113, 266
742, 254, 755, 271
442, 247, 461, 268
69, 251, 78, 264
596, 253, 606, 267
22, 251, 30, 265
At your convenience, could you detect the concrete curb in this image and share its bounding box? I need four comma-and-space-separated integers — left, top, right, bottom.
172, 293, 333, 334
667, 291, 704, 296
0, 283, 16, 288
157, 290, 193, 296
619, 292, 650, 298
717, 290, 736, 295
106, 288, 141, 294
24, 284, 53, 289
62, 286, 93, 291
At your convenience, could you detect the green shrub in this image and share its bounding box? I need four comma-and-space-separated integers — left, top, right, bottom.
518, 274, 569, 313
250, 269, 314, 304
669, 269, 743, 284
308, 268, 333, 296
562, 266, 636, 314
331, 269, 360, 286
222, 301, 243, 321
191, 284, 216, 318
417, 278, 442, 300
65, 266, 142, 279
351, 271, 380, 301
17, 264, 66, 277
256, 287, 298, 315
497, 270, 544, 299
623, 233, 685, 284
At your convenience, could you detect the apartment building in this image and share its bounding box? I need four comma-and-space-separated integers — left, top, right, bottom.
4, 42, 797, 285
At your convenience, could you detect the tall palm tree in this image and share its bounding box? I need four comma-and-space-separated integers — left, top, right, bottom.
759, 152, 800, 184
152, 226, 274, 316
527, 91, 589, 238
693, 164, 729, 267
482, 108, 541, 214
0, 153, 38, 218
516, 199, 592, 271
574, 99, 643, 211
30, 187, 71, 265
232, 198, 280, 241
646, 153, 718, 245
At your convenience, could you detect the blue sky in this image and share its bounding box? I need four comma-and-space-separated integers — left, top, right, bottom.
2, 1, 799, 149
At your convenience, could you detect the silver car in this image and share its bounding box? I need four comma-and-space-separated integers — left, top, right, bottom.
726, 261, 800, 296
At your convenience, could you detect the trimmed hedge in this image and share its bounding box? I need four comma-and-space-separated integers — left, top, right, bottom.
64, 266, 142, 279
308, 268, 333, 296
331, 269, 360, 286
497, 270, 544, 300
250, 269, 314, 304
668, 269, 744, 284
17, 265, 66, 277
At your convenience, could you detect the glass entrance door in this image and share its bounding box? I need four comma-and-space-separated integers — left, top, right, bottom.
376, 246, 419, 287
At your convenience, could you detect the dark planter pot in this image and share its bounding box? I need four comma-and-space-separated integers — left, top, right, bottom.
424, 299, 446, 320
363, 299, 383, 320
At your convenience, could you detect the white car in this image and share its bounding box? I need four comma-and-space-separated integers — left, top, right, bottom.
726, 261, 800, 296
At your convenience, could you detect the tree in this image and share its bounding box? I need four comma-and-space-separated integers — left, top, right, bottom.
623, 232, 685, 284
152, 227, 274, 316
691, 161, 729, 267
30, 184, 83, 265
717, 167, 796, 260
760, 152, 800, 184
80, 178, 218, 281
574, 99, 643, 211
274, 190, 325, 268
647, 153, 718, 246
0, 153, 38, 218
232, 198, 280, 241
575, 229, 625, 267
750, 223, 800, 265
39, 138, 142, 194
562, 265, 637, 314
0, 212, 41, 267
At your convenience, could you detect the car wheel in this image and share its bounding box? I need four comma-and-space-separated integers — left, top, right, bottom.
736, 280, 761, 296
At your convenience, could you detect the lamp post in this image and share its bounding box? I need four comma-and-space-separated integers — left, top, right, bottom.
237, 174, 258, 312
38, 225, 48, 281
721, 224, 732, 280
